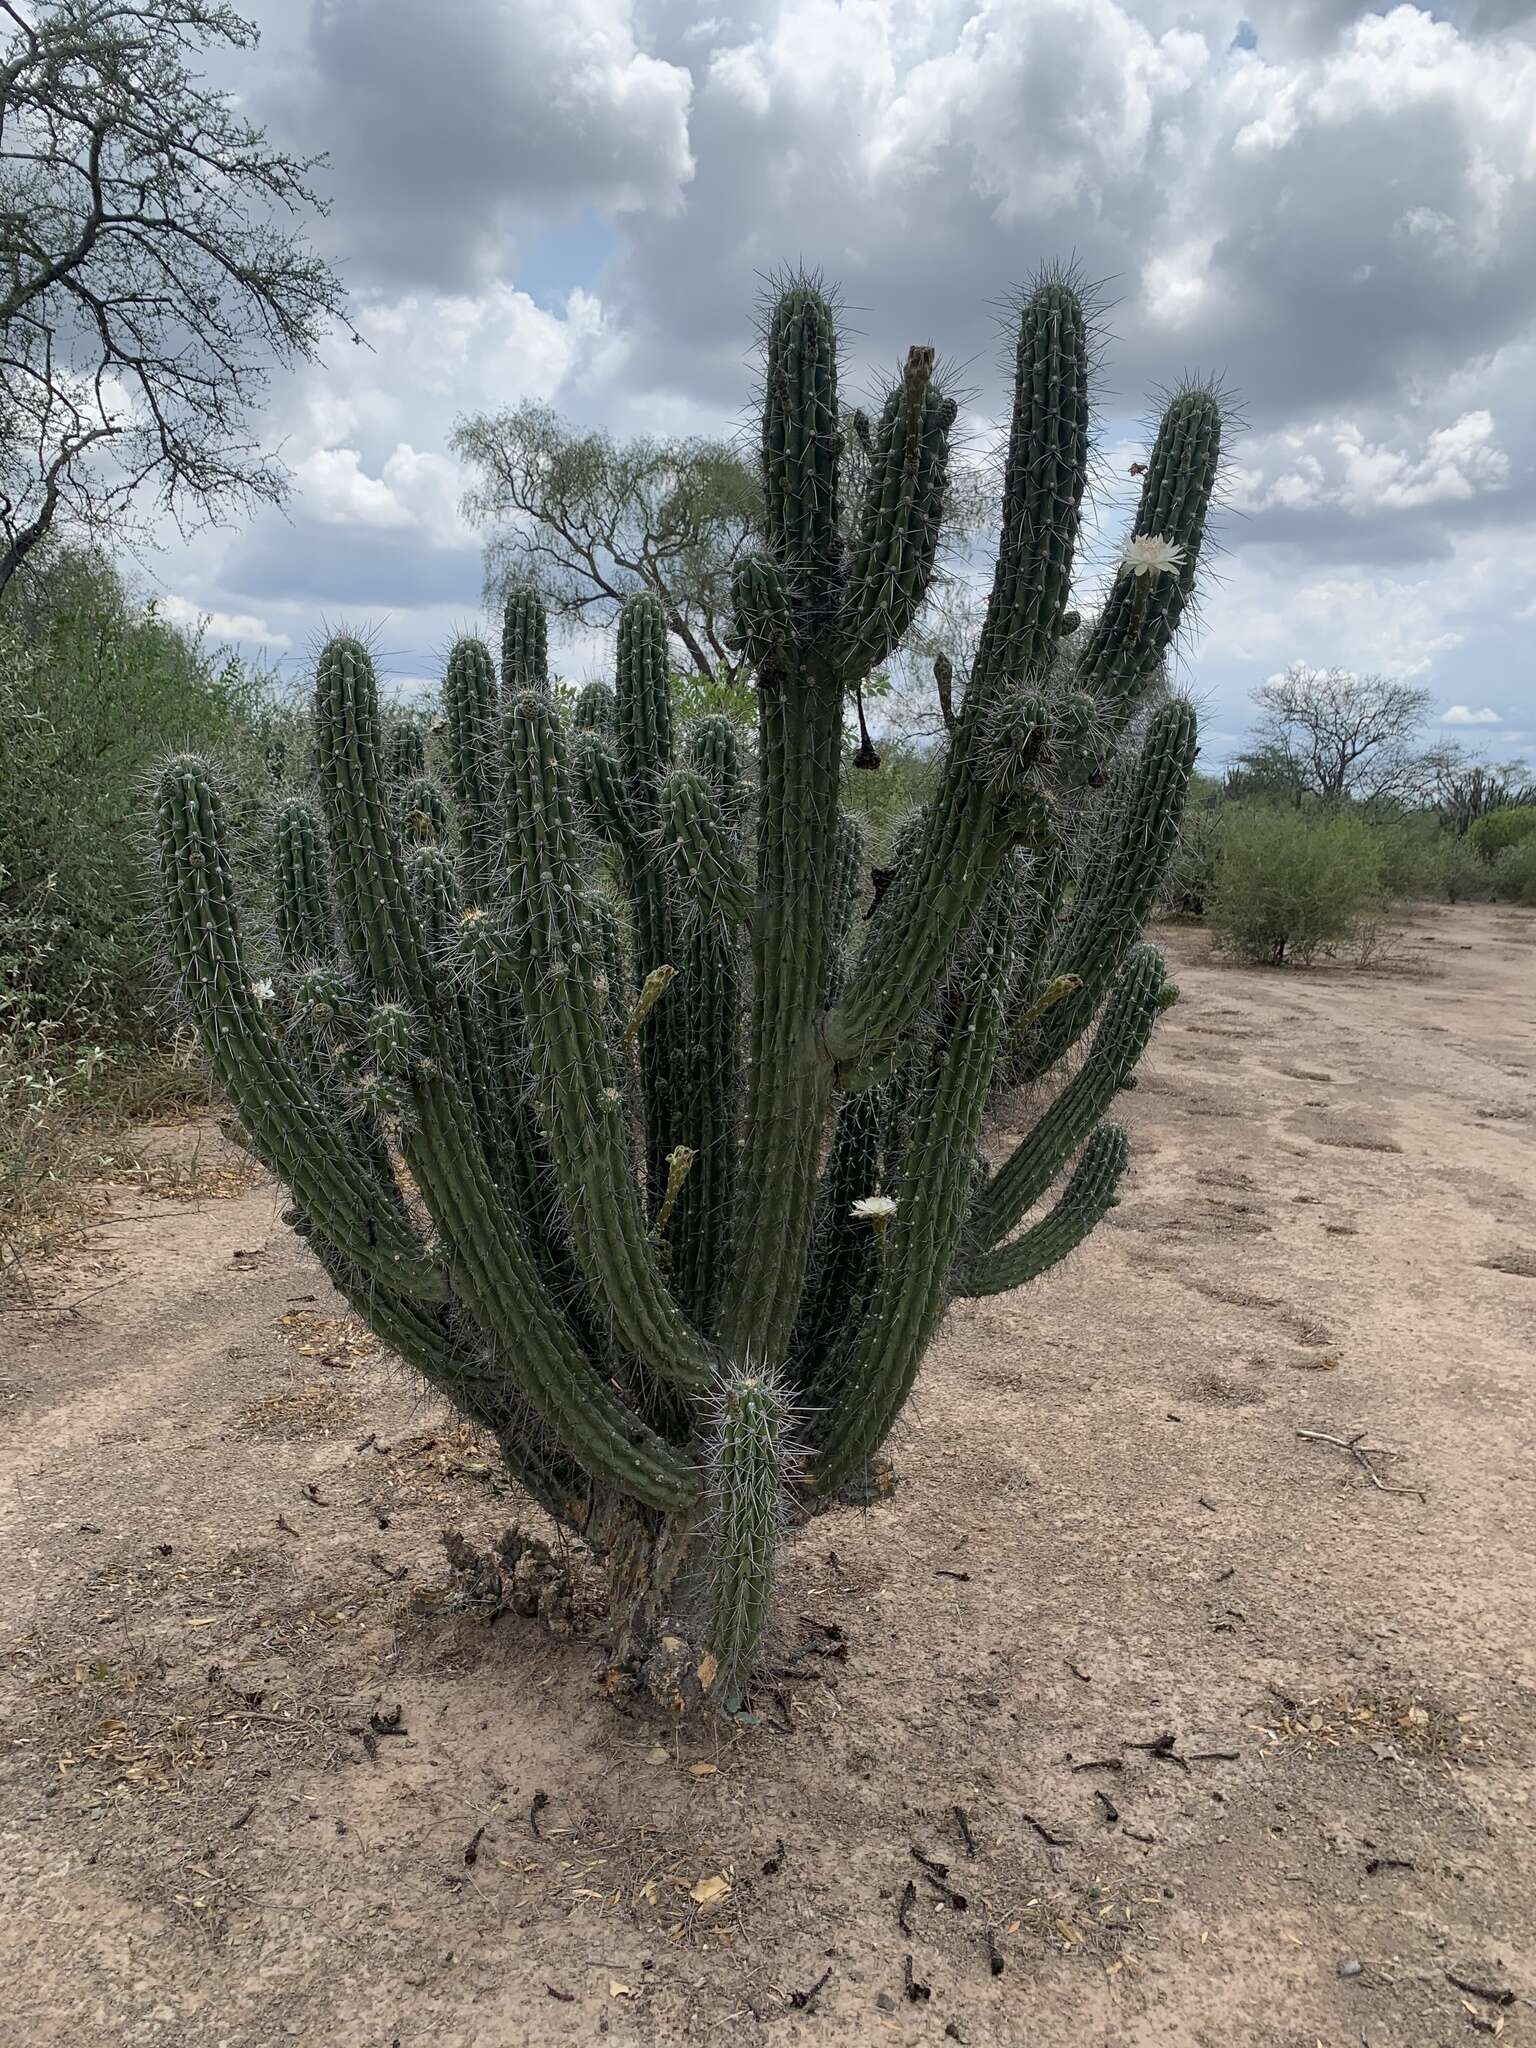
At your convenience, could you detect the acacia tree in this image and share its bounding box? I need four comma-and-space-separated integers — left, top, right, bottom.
1250, 664, 1433, 806
0, 0, 356, 592
453, 403, 762, 688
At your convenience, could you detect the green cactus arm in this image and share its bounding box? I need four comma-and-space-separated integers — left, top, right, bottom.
501, 584, 550, 693
705, 1372, 787, 1698
811, 866, 1019, 1496
573, 679, 616, 734
660, 765, 746, 1336
503, 688, 720, 1391
973, 274, 1093, 692
157, 757, 444, 1301
274, 797, 334, 967
313, 635, 699, 1508
789, 1078, 886, 1396
956, 1123, 1128, 1297
761, 283, 843, 619
613, 594, 688, 1205
720, 637, 844, 1362
820, 810, 867, 1009
660, 768, 753, 925
972, 945, 1166, 1250
385, 720, 427, 786
820, 278, 1093, 1073
441, 635, 501, 904
1075, 384, 1224, 725
840, 348, 956, 679
1015, 700, 1197, 1081
396, 773, 453, 847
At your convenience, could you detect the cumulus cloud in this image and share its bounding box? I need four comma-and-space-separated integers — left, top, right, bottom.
158, 595, 293, 648
1440, 704, 1504, 724
165, 0, 1535, 748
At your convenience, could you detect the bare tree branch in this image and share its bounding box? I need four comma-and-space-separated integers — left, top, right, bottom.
1249, 664, 1434, 807
0, 0, 358, 594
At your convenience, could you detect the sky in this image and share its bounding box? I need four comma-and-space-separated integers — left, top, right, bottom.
154, 0, 1536, 770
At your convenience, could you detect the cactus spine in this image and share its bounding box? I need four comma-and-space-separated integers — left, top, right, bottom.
154, 266, 1224, 1709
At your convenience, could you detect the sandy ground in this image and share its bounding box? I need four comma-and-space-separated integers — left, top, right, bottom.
2, 902, 1533, 2048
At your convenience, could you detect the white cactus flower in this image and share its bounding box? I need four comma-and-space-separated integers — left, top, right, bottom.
851, 1194, 898, 1223
250, 977, 276, 1005
1119, 533, 1185, 579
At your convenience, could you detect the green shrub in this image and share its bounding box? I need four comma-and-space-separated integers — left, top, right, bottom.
1161, 803, 1222, 918
1469, 805, 1536, 865
1491, 838, 1536, 906
1207, 804, 1385, 966
0, 548, 275, 1042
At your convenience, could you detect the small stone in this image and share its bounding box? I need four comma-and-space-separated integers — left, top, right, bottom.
1338, 1959, 1362, 1979
876, 1992, 897, 2013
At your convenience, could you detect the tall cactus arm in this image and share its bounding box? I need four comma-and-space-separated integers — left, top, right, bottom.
820, 810, 867, 1009
658, 766, 746, 1337
442, 636, 502, 904
385, 720, 427, 786
614, 595, 687, 1204
686, 714, 746, 822
811, 867, 1019, 1496
274, 797, 334, 967
501, 584, 550, 693
721, 625, 844, 1363
157, 758, 444, 1300
840, 348, 956, 679
821, 278, 1093, 1073
956, 1123, 1128, 1297
974, 273, 1093, 693
313, 637, 700, 1509
761, 282, 843, 621
972, 945, 1167, 1250
1076, 384, 1224, 725
789, 1079, 886, 1396
1016, 699, 1197, 1082
503, 689, 720, 1391
660, 768, 753, 926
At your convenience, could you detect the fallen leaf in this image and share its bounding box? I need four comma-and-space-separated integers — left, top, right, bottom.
645, 1745, 669, 1765
690, 1873, 732, 1907
689, 1762, 718, 1779
609, 1980, 633, 1999
697, 1651, 719, 1691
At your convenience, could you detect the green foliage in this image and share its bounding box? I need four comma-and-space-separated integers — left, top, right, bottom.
1207, 805, 1386, 966
0, 547, 273, 1040
153, 271, 1222, 1704
1491, 838, 1536, 906
1469, 804, 1536, 864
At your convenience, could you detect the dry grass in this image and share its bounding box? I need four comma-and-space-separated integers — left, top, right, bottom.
1253, 1690, 1484, 1765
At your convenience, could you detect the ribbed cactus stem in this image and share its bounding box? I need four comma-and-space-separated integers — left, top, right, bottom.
959, 1123, 1128, 1296
274, 797, 333, 967
1017, 699, 1197, 1080
442, 636, 501, 904
974, 945, 1167, 1250
501, 584, 549, 693
706, 1372, 789, 1697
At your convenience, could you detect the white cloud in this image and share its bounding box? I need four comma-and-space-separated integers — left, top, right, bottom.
1440, 704, 1503, 724
1232, 410, 1509, 518
158, 595, 292, 648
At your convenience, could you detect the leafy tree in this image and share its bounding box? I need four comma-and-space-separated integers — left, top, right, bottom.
453, 403, 762, 687
0, 541, 271, 1036
0, 0, 355, 592
1249, 664, 1433, 807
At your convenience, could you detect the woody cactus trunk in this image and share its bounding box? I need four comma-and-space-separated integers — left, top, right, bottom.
154, 271, 1221, 1711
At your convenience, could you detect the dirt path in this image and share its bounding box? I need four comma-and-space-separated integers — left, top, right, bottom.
3, 904, 1533, 2047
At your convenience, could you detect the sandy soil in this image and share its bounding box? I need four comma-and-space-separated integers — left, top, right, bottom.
3, 902, 1533, 2048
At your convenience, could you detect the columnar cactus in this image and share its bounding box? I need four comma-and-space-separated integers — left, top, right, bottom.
154, 267, 1222, 1711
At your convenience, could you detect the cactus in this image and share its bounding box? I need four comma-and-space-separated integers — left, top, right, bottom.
153, 269, 1223, 1710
